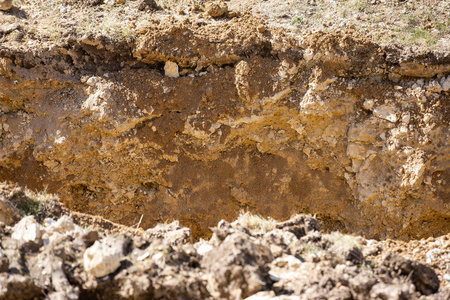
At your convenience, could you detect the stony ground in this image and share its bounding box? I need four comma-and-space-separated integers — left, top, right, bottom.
228, 0, 450, 51
0, 184, 449, 299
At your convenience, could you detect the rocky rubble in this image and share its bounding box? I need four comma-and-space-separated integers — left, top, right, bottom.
0, 205, 449, 300
0, 1, 448, 240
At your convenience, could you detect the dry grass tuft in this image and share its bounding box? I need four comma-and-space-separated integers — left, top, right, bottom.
232, 210, 277, 235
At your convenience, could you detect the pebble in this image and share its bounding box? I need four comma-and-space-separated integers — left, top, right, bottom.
164, 61, 179, 78
196, 242, 213, 256
426, 80, 442, 93
105, 0, 124, 5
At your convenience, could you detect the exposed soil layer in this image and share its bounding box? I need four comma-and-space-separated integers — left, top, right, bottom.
0, 1, 449, 241
0, 185, 449, 299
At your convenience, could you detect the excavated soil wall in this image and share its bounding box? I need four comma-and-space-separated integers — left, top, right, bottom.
0, 13, 449, 239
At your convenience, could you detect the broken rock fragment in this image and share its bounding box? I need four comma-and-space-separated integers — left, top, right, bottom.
381, 253, 440, 295
83, 236, 126, 278
11, 216, 42, 250
164, 61, 179, 78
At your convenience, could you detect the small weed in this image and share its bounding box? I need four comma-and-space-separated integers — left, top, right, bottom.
16, 199, 41, 216
303, 244, 321, 255
291, 16, 304, 26
360, 261, 377, 276
411, 28, 427, 38
436, 22, 448, 32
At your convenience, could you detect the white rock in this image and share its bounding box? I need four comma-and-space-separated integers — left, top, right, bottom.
401, 113, 410, 125
164, 61, 179, 78
366, 239, 378, 247
48, 215, 79, 234
373, 104, 398, 122
43, 216, 83, 245
12, 216, 41, 245
86, 76, 100, 86
137, 252, 150, 261
303, 48, 314, 61
440, 76, 450, 92
426, 248, 443, 264
83, 237, 124, 278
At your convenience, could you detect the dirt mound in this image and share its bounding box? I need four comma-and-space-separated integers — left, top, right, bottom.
1, 188, 449, 299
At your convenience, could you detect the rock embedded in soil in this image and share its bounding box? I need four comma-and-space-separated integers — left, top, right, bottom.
0, 199, 21, 226
83, 236, 126, 277
202, 232, 273, 299
164, 61, 180, 78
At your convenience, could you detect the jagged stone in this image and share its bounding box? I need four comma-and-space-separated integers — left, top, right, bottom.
83, 236, 126, 278
11, 216, 42, 250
